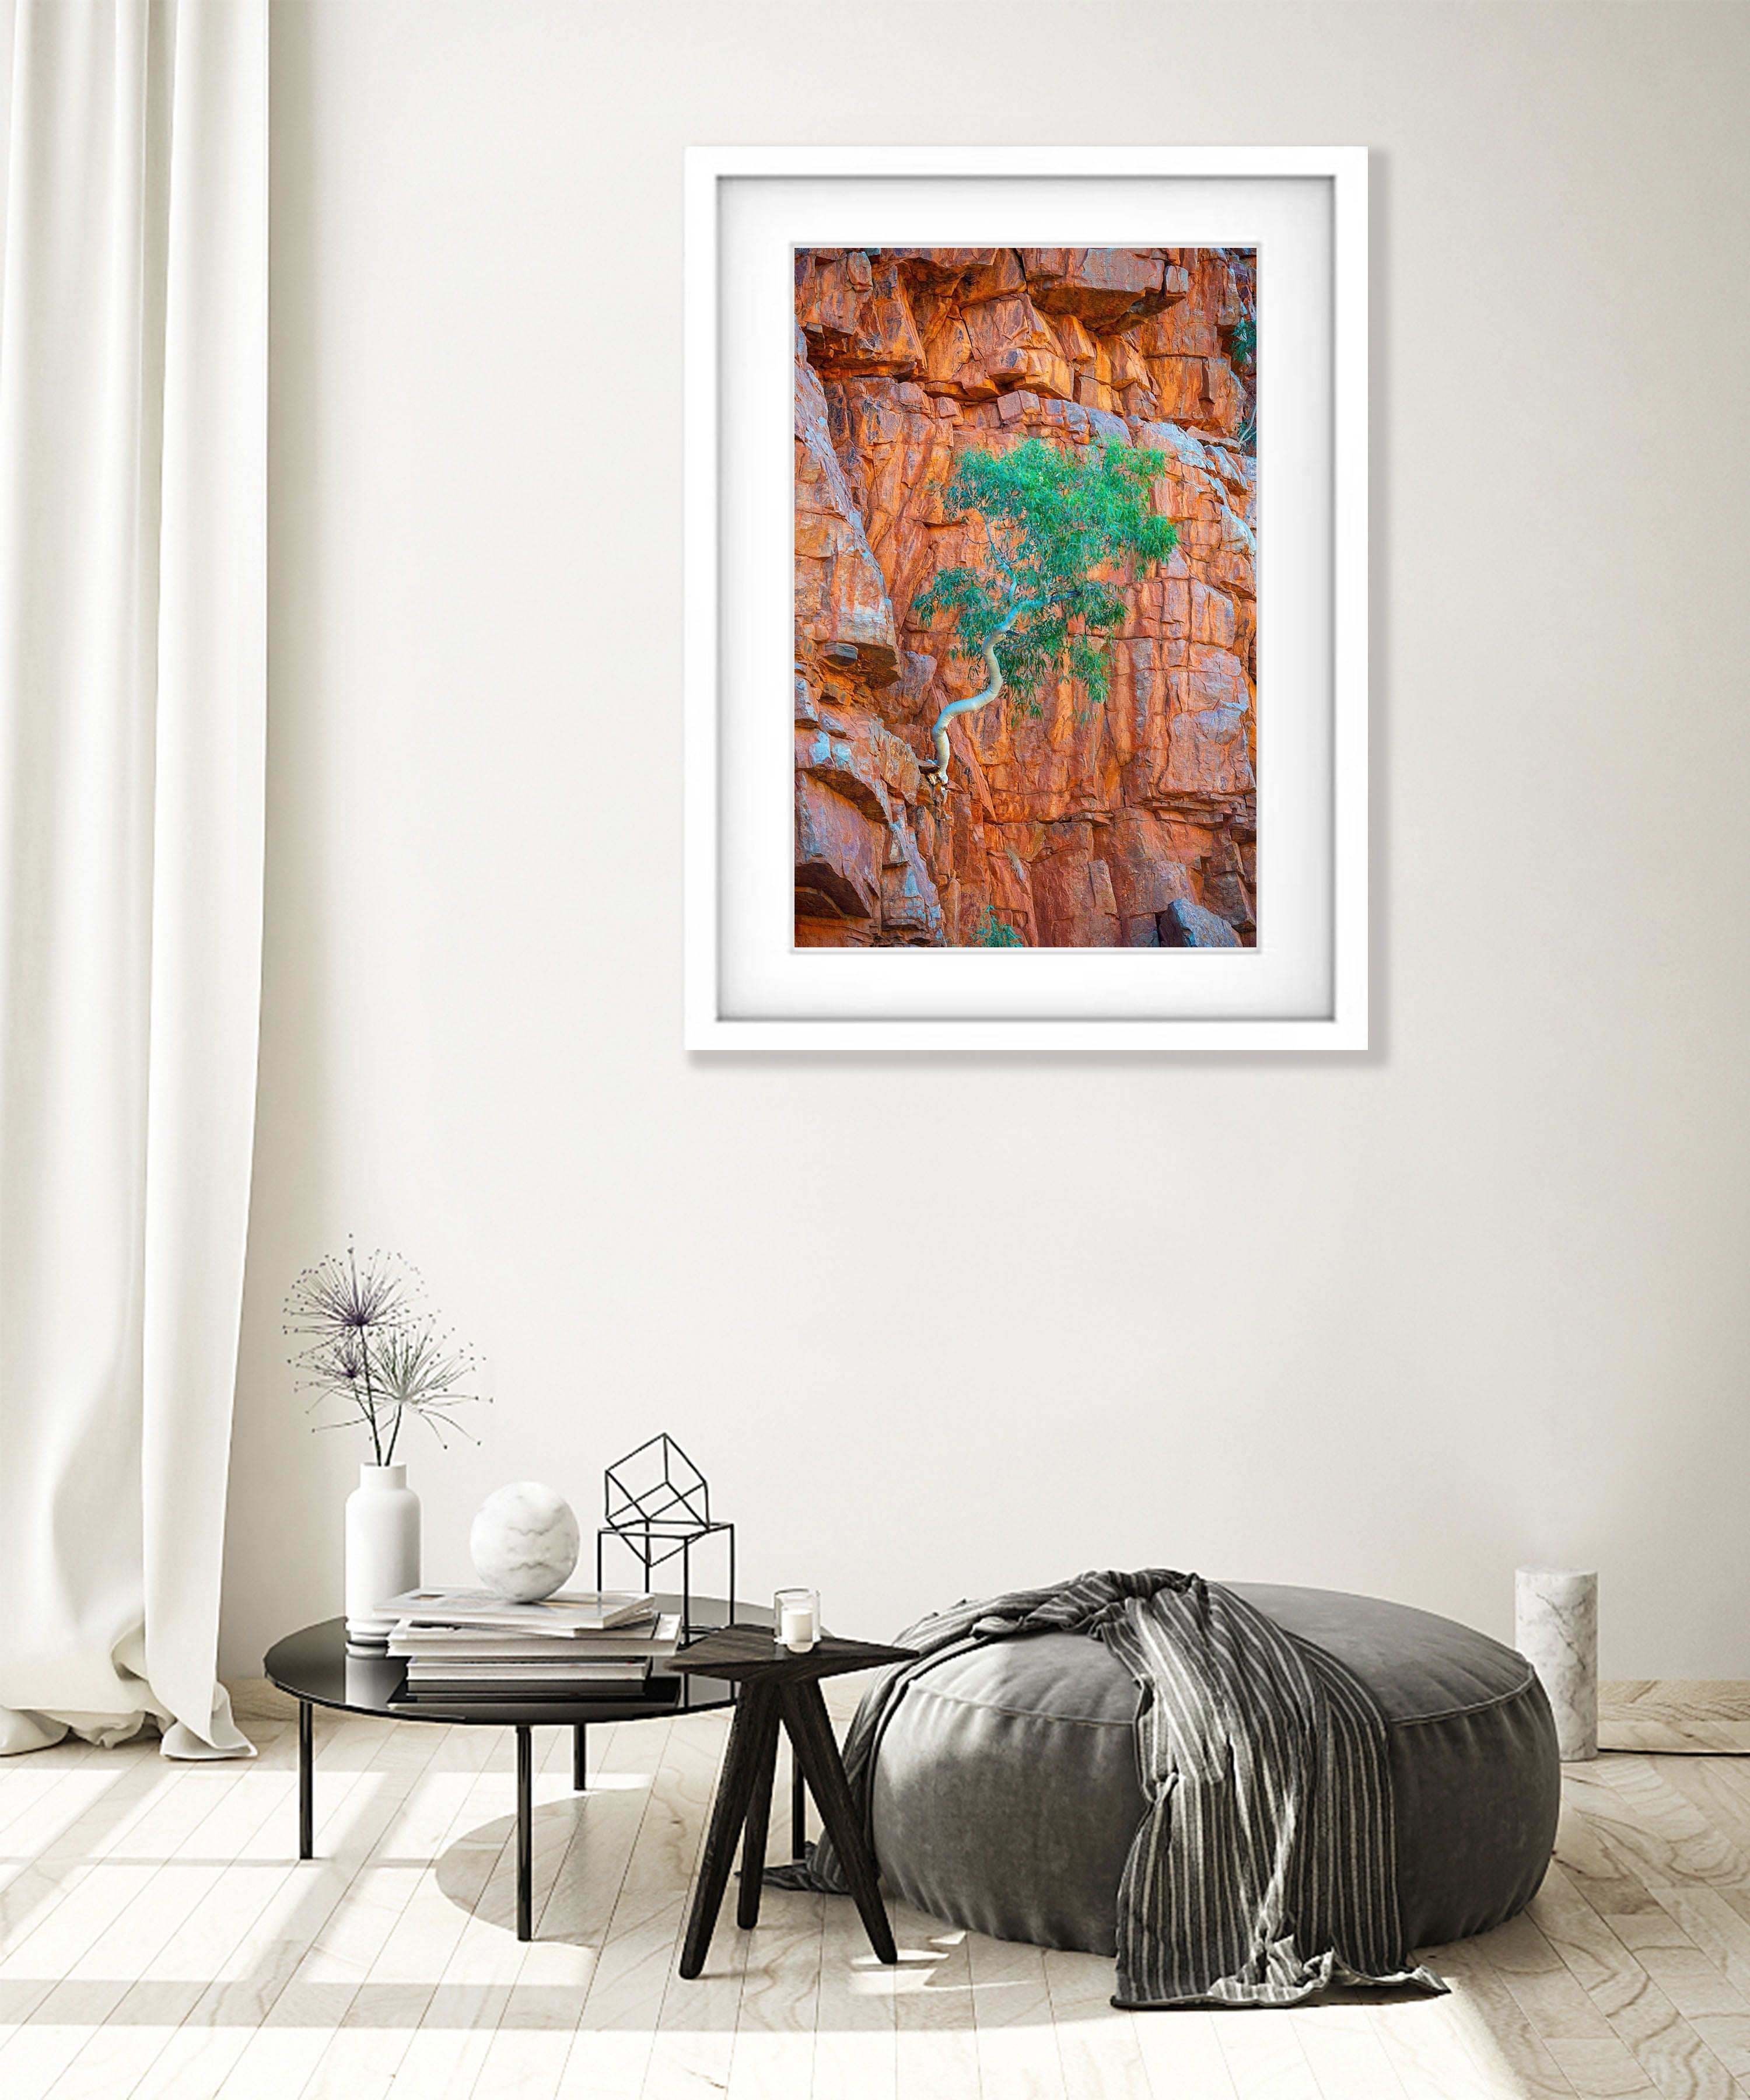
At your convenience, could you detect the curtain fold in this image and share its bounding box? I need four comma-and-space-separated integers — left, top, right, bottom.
0, 0, 267, 1758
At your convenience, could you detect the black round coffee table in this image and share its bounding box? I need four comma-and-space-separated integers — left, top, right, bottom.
265, 1594, 778, 1940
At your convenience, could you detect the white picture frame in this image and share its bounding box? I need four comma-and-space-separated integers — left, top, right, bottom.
685, 146, 1367, 1052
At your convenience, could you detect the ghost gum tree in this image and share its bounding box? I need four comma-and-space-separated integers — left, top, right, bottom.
914, 438, 1177, 791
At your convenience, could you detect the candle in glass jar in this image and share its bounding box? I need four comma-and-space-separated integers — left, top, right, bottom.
774, 1587, 819, 1652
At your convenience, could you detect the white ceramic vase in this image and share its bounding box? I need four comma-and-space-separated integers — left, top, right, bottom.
345, 1462, 421, 1646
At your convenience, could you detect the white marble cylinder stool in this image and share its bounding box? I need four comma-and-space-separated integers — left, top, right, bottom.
1516, 1567, 1598, 1762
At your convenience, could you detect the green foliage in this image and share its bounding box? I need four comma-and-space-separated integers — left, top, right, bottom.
1229, 310, 1256, 368
970, 907, 1025, 948
914, 438, 1176, 708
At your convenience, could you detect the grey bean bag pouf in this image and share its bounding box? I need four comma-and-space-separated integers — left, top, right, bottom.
868, 1583, 1559, 1958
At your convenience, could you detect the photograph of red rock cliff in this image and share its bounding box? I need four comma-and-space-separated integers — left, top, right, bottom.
794, 247, 1258, 950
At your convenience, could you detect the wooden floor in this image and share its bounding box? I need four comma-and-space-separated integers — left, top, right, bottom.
6, 1684, 1750, 2099
1601, 1684, 1750, 1755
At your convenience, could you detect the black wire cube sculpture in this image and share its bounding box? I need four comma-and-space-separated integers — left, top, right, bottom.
596, 1433, 734, 1640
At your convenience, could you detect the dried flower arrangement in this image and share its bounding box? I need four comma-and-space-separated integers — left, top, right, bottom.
284, 1244, 488, 1462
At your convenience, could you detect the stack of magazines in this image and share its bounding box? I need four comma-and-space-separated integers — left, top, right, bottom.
378, 1588, 682, 1707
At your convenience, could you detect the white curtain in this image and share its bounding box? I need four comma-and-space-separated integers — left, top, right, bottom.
0, 0, 266, 1758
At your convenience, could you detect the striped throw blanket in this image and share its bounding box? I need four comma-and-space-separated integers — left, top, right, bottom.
771, 1569, 1447, 2009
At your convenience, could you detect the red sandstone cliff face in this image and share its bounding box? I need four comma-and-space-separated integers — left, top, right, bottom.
793, 246, 1258, 949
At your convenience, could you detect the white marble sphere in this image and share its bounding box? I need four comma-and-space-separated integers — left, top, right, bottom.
470, 1483, 580, 1602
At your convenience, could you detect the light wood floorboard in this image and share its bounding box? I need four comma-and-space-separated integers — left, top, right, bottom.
1602, 1687, 1750, 1756
6, 1690, 1750, 2095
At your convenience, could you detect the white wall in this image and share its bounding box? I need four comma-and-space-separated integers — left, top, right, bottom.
220, 0, 1750, 1681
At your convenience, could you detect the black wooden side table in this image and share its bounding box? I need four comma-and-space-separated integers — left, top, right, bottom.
671, 1626, 916, 1979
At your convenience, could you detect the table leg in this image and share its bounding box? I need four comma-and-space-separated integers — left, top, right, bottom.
516, 1726, 533, 1942
735, 1694, 782, 1930
573, 1723, 587, 1793
679, 1683, 775, 1979
298, 1701, 313, 1860
781, 1683, 897, 1965
791, 1753, 806, 1861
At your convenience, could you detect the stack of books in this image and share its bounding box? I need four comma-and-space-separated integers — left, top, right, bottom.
377, 1588, 682, 1707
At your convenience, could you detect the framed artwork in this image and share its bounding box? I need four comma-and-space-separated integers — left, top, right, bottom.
684, 148, 1367, 1051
